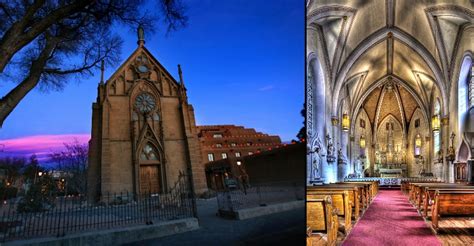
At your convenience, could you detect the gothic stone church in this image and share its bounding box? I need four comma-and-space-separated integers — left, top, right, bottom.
87, 30, 207, 200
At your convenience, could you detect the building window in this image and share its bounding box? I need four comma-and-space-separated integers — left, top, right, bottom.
208, 153, 214, 162
221, 153, 227, 159
434, 100, 441, 153
140, 143, 158, 161
231, 143, 236, 147
216, 143, 222, 148
213, 133, 223, 138
235, 152, 241, 157
248, 152, 253, 155
360, 119, 366, 129
415, 119, 420, 128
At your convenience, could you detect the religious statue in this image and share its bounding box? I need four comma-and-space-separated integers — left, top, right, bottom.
326, 134, 336, 163
309, 133, 324, 185
337, 146, 347, 165
137, 25, 145, 45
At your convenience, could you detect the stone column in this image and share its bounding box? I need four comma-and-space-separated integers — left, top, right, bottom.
441, 116, 452, 182
306, 58, 327, 185
338, 130, 350, 181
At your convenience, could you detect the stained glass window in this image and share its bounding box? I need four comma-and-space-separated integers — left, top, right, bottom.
434, 100, 441, 153
140, 143, 158, 161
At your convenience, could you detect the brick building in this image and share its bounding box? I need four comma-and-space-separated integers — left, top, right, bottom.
204, 142, 305, 190
87, 27, 207, 201
196, 125, 282, 189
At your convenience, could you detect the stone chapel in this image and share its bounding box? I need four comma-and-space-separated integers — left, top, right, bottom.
87, 27, 207, 200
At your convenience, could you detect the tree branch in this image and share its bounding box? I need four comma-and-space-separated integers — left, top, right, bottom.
0, 36, 58, 127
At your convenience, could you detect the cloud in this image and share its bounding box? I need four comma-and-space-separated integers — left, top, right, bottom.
0, 134, 90, 162
258, 85, 275, 91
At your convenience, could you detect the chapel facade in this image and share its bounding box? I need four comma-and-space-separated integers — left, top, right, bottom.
87, 28, 207, 200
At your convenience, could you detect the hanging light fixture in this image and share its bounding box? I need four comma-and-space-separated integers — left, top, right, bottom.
432, 114, 440, 132
359, 135, 366, 149
342, 113, 350, 132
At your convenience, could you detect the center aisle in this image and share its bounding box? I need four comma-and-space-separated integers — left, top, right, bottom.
342, 190, 441, 246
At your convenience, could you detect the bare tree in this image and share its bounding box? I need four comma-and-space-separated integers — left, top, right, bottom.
0, 0, 187, 127
0, 156, 26, 185
49, 140, 88, 194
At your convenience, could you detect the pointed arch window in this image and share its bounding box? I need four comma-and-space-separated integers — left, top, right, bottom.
140, 143, 159, 161
415, 133, 422, 156
433, 100, 441, 154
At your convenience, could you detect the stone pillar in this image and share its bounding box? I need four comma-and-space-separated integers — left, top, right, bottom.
441, 117, 452, 182
338, 130, 350, 181
306, 58, 327, 185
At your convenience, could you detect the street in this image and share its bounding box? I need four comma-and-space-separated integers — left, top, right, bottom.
125, 197, 305, 246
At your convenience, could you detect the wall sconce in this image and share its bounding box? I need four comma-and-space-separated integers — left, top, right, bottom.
342, 113, 350, 132
432, 115, 440, 132
359, 135, 366, 149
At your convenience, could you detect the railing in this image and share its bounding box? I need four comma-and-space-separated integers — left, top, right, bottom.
216, 181, 304, 212
0, 174, 196, 242
344, 177, 443, 186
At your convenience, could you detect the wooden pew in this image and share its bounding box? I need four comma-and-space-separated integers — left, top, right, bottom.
333, 183, 369, 207
402, 180, 443, 194
431, 190, 474, 231
413, 183, 472, 210
307, 190, 352, 233
339, 181, 378, 201
421, 186, 474, 217
308, 185, 362, 219
409, 182, 448, 203
307, 196, 339, 246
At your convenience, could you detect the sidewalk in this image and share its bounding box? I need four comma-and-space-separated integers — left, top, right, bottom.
125, 197, 305, 246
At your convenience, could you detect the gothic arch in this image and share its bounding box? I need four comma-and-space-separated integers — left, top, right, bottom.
351, 75, 429, 134
456, 54, 472, 135
456, 137, 472, 163
332, 27, 448, 116
135, 124, 166, 194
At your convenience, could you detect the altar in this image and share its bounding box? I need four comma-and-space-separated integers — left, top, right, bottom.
379, 168, 403, 178
344, 177, 442, 186
376, 163, 408, 177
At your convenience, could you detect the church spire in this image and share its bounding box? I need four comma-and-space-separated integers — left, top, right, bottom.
178, 64, 185, 87
100, 60, 105, 85
137, 25, 145, 46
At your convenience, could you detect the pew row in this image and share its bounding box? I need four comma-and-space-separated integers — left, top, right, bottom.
307, 196, 338, 246
412, 184, 473, 210
307, 190, 352, 233
431, 190, 474, 231
307, 186, 362, 219
421, 186, 474, 217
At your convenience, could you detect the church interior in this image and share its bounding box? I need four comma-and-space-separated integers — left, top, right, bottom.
306, 0, 473, 245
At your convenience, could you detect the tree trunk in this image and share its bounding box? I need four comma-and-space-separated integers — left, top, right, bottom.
0, 40, 57, 127
0, 0, 90, 73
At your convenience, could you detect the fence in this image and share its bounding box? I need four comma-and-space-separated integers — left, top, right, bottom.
216, 181, 304, 213
0, 174, 196, 242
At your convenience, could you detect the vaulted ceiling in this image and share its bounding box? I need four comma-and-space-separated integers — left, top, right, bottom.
307, 0, 474, 126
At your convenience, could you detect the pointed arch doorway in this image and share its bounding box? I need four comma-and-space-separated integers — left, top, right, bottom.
139, 143, 162, 194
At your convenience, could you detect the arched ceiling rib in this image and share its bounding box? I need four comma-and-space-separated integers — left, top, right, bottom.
307, 0, 473, 117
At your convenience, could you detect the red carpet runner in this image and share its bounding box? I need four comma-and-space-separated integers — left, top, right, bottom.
342, 190, 441, 246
